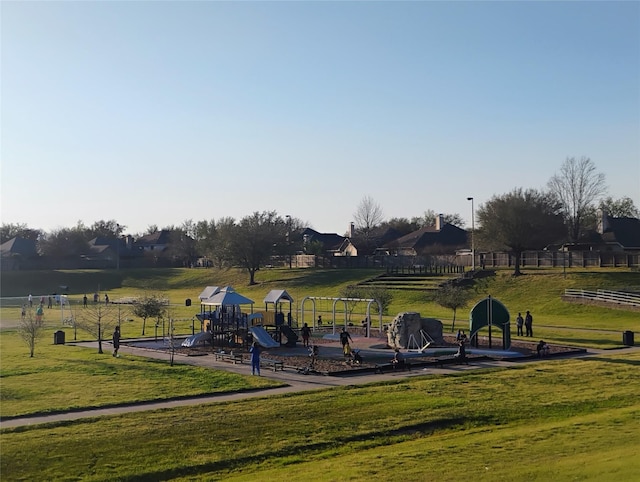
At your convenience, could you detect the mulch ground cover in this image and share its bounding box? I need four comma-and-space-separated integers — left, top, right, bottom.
170, 332, 584, 375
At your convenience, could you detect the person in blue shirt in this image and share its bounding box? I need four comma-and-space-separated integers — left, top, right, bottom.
250, 342, 261, 376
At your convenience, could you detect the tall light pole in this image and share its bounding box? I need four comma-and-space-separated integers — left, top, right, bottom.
285, 215, 292, 269
467, 197, 475, 271
116, 224, 121, 270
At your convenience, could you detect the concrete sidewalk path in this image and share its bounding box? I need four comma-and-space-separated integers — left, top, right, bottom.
4, 340, 634, 430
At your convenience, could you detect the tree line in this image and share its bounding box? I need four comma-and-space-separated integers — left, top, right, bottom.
2, 157, 638, 280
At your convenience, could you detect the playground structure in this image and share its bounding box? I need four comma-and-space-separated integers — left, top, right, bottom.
193, 287, 300, 350
299, 296, 383, 337
386, 312, 444, 351
468, 296, 511, 350
196, 286, 255, 350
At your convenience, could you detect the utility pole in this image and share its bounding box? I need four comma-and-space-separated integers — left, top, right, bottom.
467, 197, 475, 271
285, 215, 292, 269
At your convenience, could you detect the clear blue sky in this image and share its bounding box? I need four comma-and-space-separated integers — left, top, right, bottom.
2, 1, 639, 236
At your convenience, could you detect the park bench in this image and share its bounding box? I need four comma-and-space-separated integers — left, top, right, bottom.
374, 360, 411, 374
260, 358, 284, 371
434, 356, 468, 368
214, 352, 244, 364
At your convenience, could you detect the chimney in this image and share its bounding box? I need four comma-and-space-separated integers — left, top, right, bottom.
435, 214, 444, 231
349, 222, 355, 238
597, 209, 609, 234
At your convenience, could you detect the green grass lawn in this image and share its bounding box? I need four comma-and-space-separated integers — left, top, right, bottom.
1, 267, 639, 480
0, 329, 282, 418
2, 351, 639, 481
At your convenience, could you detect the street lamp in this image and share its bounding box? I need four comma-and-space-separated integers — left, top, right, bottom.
116, 224, 121, 270
285, 215, 292, 269
467, 197, 475, 271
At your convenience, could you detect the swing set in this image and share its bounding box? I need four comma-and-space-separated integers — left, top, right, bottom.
299, 296, 383, 337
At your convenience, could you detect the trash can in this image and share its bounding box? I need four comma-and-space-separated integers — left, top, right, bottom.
622, 331, 634, 346
54, 330, 65, 345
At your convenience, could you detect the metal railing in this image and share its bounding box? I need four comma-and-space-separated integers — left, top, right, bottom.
564, 289, 640, 307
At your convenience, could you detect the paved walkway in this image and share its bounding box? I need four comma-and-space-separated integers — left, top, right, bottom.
2, 338, 635, 430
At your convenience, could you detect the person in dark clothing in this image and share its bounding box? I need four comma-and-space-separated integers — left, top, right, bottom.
524, 311, 533, 337
301, 323, 311, 348
516, 312, 524, 336
454, 340, 467, 360
391, 348, 406, 370
340, 328, 353, 358
536, 340, 549, 357
250, 342, 261, 376
112, 326, 121, 357
339, 327, 352, 347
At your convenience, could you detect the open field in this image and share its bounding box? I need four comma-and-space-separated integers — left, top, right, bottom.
1, 267, 639, 480
2, 351, 639, 481
2, 267, 638, 346
0, 329, 282, 419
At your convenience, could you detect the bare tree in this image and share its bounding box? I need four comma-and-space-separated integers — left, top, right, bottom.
598, 196, 639, 218
353, 195, 384, 232
362, 286, 393, 316
412, 210, 465, 228
339, 285, 364, 322
18, 307, 45, 357
432, 284, 473, 332
548, 156, 607, 242
1, 223, 42, 243
352, 196, 384, 255
73, 303, 119, 354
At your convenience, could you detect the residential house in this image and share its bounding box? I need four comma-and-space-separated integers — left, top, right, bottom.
302, 228, 357, 257
134, 230, 172, 254
381, 215, 468, 257
596, 210, 640, 252
0, 236, 38, 270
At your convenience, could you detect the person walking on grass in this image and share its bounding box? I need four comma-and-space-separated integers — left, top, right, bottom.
112, 326, 121, 357
250, 342, 261, 376
525, 311, 533, 337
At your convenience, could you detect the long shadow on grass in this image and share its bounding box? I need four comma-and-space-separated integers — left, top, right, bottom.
545, 336, 619, 346
117, 416, 478, 481
578, 356, 640, 367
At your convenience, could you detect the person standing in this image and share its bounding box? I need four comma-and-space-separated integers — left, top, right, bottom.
525, 311, 533, 337
47, 295, 53, 309
36, 304, 44, 322
301, 323, 311, 348
250, 341, 261, 376
104, 294, 109, 305
516, 313, 524, 336
28, 293, 33, 308
340, 327, 353, 358
83, 294, 88, 307
112, 326, 121, 357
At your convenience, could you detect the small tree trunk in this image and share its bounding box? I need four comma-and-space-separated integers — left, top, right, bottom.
513, 251, 523, 276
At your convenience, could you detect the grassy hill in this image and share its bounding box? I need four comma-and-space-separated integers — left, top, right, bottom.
2, 266, 638, 346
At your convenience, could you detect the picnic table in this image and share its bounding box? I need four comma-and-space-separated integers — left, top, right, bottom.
260, 358, 284, 371
214, 352, 244, 364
